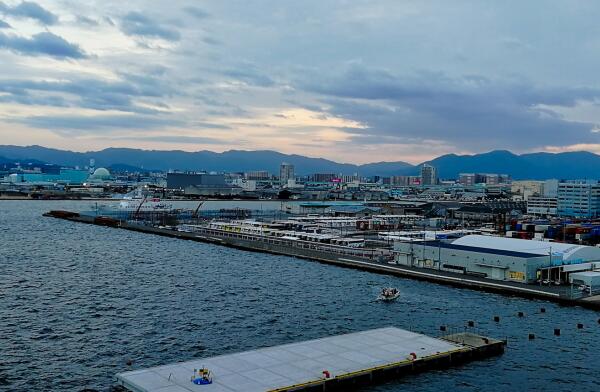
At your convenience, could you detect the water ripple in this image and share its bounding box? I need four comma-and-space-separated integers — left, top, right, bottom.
1, 200, 600, 391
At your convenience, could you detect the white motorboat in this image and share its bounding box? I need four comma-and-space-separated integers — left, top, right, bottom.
378, 287, 400, 301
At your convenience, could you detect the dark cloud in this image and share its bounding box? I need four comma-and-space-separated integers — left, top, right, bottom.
19, 114, 182, 133
0, 19, 10, 28
113, 135, 234, 145
103, 16, 115, 26
296, 63, 600, 150
0, 31, 86, 58
120, 11, 180, 41
201, 36, 221, 46
75, 15, 99, 26
0, 91, 68, 106
183, 6, 210, 19
221, 63, 275, 87
0, 72, 176, 113
188, 121, 230, 129
0, 1, 58, 25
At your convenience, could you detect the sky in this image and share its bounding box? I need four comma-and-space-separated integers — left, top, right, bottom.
1, 0, 600, 164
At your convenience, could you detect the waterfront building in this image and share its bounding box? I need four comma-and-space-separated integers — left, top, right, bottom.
394, 234, 600, 283
420, 164, 438, 186
279, 162, 295, 185
10, 168, 90, 185
231, 178, 257, 191
557, 180, 600, 218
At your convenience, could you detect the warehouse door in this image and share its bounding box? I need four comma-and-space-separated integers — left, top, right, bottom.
490, 267, 506, 280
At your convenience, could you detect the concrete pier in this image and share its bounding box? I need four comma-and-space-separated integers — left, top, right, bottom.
43, 210, 600, 309
115, 327, 504, 392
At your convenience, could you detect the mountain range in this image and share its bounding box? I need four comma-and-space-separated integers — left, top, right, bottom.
0, 145, 598, 180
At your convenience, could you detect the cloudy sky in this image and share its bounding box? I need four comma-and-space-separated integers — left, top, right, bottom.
1, 0, 600, 163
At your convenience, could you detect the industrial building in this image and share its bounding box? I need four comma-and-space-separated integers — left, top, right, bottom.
166, 173, 225, 189
526, 196, 558, 217
394, 235, 600, 284
6, 168, 90, 185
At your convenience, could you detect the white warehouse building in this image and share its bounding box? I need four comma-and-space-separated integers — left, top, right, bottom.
394, 235, 600, 284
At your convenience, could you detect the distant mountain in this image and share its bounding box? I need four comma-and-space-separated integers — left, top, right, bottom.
0, 145, 413, 176
0, 145, 598, 180
423, 150, 600, 180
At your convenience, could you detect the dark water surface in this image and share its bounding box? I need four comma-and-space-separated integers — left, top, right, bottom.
1, 201, 599, 392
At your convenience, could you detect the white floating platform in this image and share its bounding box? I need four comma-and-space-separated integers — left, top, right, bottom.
115, 327, 483, 392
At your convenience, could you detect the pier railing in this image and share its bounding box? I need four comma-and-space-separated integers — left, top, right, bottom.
184, 226, 392, 260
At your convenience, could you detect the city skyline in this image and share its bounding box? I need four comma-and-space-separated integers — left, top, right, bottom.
2, 1, 600, 164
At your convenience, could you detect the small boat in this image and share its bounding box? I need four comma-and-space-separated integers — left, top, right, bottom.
378, 287, 400, 301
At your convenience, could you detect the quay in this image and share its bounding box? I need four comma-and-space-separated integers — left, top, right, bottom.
115, 327, 505, 392
43, 210, 600, 309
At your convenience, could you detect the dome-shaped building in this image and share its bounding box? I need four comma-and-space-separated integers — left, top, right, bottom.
89, 167, 111, 181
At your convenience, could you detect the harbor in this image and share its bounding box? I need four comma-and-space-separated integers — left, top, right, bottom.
115, 327, 505, 392
4, 200, 600, 391
43, 206, 600, 309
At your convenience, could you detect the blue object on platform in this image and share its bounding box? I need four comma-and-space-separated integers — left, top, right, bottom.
192, 377, 212, 385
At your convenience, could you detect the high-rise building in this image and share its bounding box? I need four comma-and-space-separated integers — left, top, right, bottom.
420, 164, 438, 186
557, 180, 600, 218
279, 162, 295, 185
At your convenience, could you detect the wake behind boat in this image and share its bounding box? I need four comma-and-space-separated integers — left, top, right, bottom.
378, 287, 400, 301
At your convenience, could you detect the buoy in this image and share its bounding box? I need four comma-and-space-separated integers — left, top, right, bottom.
126, 359, 133, 366
467, 320, 474, 327
518, 311, 524, 317
540, 307, 546, 313
493, 316, 500, 322
554, 328, 561, 336
577, 323, 584, 329
440, 325, 446, 332
528, 333, 535, 340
